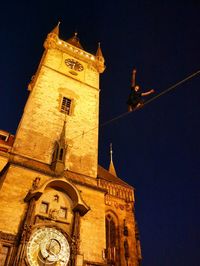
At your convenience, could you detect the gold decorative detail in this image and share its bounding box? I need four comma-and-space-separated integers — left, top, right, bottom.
105, 195, 132, 212
31, 177, 40, 190
27, 75, 35, 91
49, 209, 59, 220
65, 58, 84, 72
54, 194, 59, 202
26, 227, 70, 266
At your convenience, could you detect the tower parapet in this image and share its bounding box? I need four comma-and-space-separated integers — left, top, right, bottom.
44, 24, 105, 74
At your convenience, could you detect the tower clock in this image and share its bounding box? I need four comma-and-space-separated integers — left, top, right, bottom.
26, 227, 70, 266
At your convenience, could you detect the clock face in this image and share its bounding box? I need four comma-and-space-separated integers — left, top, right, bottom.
26, 227, 70, 266
65, 58, 84, 72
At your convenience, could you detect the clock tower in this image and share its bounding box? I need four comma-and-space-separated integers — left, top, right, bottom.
13, 24, 104, 178
0, 24, 142, 266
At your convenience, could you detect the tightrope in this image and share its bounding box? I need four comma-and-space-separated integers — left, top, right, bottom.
71, 69, 200, 140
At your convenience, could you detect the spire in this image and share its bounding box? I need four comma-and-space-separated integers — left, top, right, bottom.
108, 143, 117, 176
44, 22, 60, 49
95, 42, 106, 73
66, 32, 84, 49
51, 120, 67, 175
51, 21, 60, 36
96, 42, 103, 57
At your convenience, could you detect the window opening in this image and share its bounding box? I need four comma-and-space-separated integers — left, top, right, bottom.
106, 215, 117, 265
40, 202, 49, 214
59, 148, 64, 161
60, 97, 72, 115
0, 134, 8, 141
59, 207, 67, 219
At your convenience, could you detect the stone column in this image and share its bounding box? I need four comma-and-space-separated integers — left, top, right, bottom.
70, 211, 82, 266
13, 197, 36, 266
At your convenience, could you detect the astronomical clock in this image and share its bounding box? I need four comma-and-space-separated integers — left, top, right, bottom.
26, 227, 70, 266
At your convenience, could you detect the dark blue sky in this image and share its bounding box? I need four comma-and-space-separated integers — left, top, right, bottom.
1, 1, 200, 265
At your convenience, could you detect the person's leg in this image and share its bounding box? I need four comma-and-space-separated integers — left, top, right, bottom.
136, 101, 144, 109
128, 105, 133, 112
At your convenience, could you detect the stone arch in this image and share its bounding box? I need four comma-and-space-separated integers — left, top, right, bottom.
106, 210, 119, 226
25, 177, 89, 216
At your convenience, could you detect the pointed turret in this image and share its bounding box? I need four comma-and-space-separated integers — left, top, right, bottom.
66, 32, 84, 50
96, 42, 104, 58
51, 120, 67, 175
51, 21, 60, 36
95, 42, 106, 73
44, 22, 60, 49
108, 143, 117, 176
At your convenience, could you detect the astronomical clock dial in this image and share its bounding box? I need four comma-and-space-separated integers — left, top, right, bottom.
65, 58, 84, 72
26, 227, 70, 266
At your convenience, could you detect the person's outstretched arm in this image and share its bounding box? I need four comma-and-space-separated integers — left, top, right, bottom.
141, 89, 155, 96
131, 69, 137, 87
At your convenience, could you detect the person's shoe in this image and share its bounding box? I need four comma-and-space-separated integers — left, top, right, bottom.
128, 106, 133, 112
135, 103, 144, 110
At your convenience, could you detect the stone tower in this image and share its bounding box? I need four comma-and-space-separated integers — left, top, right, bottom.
0, 24, 141, 266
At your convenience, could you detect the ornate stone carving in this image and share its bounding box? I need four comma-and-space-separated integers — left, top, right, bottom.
44, 33, 58, 49
69, 211, 81, 266
124, 239, 129, 259
49, 208, 59, 220
54, 194, 59, 202
13, 198, 36, 265
31, 177, 40, 190
105, 194, 133, 212
28, 75, 35, 91
21, 224, 32, 242
123, 219, 129, 236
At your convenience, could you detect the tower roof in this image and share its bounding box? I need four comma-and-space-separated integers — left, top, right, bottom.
98, 165, 132, 188
66, 32, 84, 50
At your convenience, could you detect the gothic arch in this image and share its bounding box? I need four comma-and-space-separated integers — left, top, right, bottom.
106, 210, 119, 225
25, 178, 89, 216
105, 210, 120, 265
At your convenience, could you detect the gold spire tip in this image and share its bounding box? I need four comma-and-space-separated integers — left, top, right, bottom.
110, 143, 113, 156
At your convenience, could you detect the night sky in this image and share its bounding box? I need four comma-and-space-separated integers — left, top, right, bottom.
1, 1, 200, 265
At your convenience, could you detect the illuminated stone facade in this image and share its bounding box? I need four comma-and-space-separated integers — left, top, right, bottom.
0, 25, 141, 266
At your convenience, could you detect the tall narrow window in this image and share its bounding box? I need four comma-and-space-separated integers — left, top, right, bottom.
60, 97, 72, 115
0, 134, 8, 141
59, 148, 64, 161
106, 214, 118, 265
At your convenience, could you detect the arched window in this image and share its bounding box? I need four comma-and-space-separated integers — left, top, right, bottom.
106, 214, 119, 265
